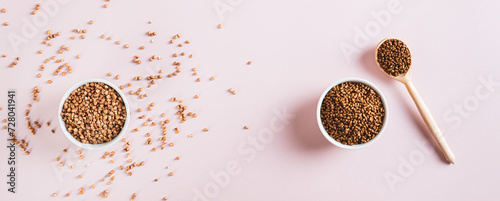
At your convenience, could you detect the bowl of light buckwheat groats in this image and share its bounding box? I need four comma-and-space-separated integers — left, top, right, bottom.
317, 77, 388, 149
58, 79, 130, 150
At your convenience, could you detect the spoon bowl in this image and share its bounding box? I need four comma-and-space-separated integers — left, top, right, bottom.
375, 37, 413, 83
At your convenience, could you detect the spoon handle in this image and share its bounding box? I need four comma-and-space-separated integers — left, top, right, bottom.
404, 81, 456, 164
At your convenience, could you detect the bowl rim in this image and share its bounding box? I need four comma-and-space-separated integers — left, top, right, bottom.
58, 78, 130, 150
316, 77, 388, 149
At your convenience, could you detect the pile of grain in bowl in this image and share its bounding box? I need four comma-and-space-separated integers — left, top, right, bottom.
60, 82, 126, 144
320, 82, 385, 145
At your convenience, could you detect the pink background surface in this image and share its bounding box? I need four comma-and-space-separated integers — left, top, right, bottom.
1, 0, 500, 200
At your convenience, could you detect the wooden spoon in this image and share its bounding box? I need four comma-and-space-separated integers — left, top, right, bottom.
375, 38, 455, 164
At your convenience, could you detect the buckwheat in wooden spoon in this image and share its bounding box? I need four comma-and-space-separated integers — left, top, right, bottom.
375, 38, 455, 164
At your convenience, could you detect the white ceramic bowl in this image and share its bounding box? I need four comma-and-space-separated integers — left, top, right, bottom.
58, 79, 130, 150
317, 77, 388, 149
